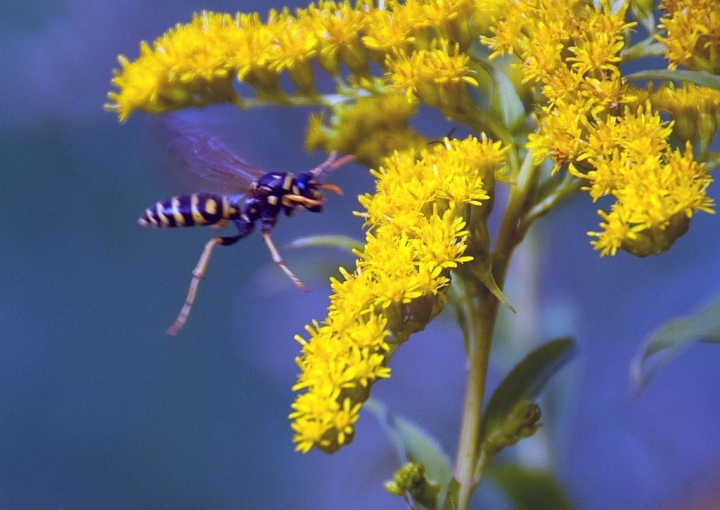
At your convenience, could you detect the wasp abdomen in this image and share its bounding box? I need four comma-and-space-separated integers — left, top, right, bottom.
139, 193, 240, 228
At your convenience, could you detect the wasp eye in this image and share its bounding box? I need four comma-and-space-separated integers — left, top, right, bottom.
296, 171, 319, 197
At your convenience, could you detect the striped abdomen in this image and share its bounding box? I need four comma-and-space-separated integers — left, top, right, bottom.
139, 193, 240, 228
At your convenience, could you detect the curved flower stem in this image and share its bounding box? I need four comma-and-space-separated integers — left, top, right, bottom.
454, 150, 538, 510
496, 149, 537, 254
519, 173, 582, 232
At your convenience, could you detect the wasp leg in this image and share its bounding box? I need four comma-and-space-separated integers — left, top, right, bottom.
167, 223, 251, 335
262, 230, 309, 293
167, 238, 220, 335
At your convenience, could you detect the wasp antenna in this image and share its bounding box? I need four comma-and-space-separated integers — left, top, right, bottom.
330, 154, 355, 170
310, 151, 337, 178
310, 152, 354, 180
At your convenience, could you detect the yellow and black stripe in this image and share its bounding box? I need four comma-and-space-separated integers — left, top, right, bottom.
138, 193, 240, 228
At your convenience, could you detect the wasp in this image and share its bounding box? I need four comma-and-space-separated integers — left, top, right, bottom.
139, 115, 352, 335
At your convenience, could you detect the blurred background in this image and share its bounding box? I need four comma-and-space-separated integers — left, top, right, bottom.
1, 1, 719, 509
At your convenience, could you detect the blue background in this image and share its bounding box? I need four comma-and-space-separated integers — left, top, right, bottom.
1, 1, 719, 508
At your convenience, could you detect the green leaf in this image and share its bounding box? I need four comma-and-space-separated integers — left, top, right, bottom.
364, 399, 454, 507
393, 417, 454, 496
471, 255, 516, 314
484, 58, 527, 135
490, 464, 573, 510
478, 266, 516, 314
480, 338, 576, 445
441, 479, 460, 510
627, 0, 655, 33
631, 296, 720, 391
287, 234, 363, 252
625, 69, 720, 90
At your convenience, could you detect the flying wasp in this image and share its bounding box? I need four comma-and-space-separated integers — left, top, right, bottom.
139, 115, 352, 335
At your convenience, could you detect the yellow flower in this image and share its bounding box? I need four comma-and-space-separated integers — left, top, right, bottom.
386, 40, 478, 108
658, 0, 720, 73
305, 93, 427, 167
578, 105, 715, 256
291, 136, 507, 454
108, 1, 486, 120
362, 6, 418, 52
107, 0, 496, 123
484, 0, 714, 256
527, 98, 592, 172
306, 1, 370, 75
643, 83, 720, 149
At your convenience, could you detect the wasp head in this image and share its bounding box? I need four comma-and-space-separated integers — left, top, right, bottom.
295, 171, 323, 213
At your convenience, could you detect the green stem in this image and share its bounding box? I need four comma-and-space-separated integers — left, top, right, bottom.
454, 285, 497, 510
453, 150, 538, 510
231, 90, 371, 109
496, 150, 536, 255
519, 174, 582, 233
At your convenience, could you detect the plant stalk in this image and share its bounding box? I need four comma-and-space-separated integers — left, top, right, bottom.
454, 286, 500, 510
453, 149, 538, 510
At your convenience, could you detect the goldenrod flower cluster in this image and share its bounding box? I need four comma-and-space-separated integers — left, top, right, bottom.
305, 93, 428, 167
109, 0, 717, 257
109, 0, 719, 461
484, 0, 635, 168
578, 104, 714, 256
643, 83, 720, 151
386, 40, 478, 108
291, 136, 507, 453
484, 0, 715, 256
658, 0, 720, 73
107, 0, 476, 121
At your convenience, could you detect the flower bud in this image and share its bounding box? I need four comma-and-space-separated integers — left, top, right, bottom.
621, 211, 691, 257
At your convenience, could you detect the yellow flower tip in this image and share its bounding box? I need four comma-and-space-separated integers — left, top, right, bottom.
291, 420, 328, 453
586, 133, 713, 257
385, 40, 477, 107
362, 8, 416, 52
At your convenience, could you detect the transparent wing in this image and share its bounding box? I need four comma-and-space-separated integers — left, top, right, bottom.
152, 114, 263, 195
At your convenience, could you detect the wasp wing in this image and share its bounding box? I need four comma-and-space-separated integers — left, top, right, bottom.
151, 114, 263, 195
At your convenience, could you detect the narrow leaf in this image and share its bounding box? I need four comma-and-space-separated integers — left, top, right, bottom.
480, 338, 576, 443
469, 255, 516, 313
628, 0, 655, 33
441, 479, 460, 510
631, 296, 720, 391
625, 69, 720, 90
483, 57, 527, 135
477, 266, 516, 313
490, 464, 573, 510
393, 417, 454, 496
288, 234, 363, 252
365, 399, 454, 506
